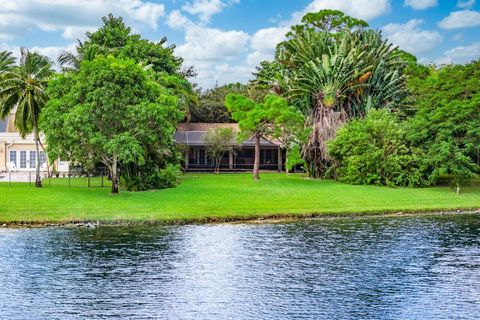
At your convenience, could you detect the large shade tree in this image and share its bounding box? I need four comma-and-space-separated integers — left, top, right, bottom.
0, 48, 53, 187
42, 56, 182, 194
57, 14, 196, 121
50, 14, 195, 192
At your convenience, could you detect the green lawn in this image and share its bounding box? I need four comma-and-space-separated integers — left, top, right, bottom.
1, 173, 479, 224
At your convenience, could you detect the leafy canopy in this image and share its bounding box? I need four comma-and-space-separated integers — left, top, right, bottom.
407, 60, 480, 187
42, 55, 182, 191
58, 14, 183, 76
225, 93, 303, 142
0, 48, 54, 136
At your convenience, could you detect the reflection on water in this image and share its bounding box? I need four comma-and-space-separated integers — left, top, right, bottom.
1, 215, 480, 319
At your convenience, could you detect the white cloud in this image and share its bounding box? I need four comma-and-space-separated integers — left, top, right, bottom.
62, 26, 97, 40
404, 0, 438, 10
176, 26, 250, 62
289, 0, 391, 24
0, 0, 165, 40
457, 0, 476, 9
0, 42, 76, 68
436, 42, 480, 64
178, 0, 392, 88
166, 10, 195, 29
382, 19, 443, 54
246, 27, 289, 66
182, 0, 239, 23
438, 10, 480, 29
169, 10, 250, 88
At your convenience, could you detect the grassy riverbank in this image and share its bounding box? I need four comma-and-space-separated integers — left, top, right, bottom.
1, 173, 479, 225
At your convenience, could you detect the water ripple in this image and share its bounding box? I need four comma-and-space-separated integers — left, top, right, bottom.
1, 214, 480, 319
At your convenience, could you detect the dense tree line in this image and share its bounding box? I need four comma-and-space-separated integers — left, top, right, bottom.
1, 10, 478, 192
228, 9, 479, 189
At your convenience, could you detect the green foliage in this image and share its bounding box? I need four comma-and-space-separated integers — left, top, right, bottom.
42, 55, 182, 193
204, 127, 236, 173
225, 93, 305, 141
59, 14, 182, 75
57, 40, 100, 71
285, 145, 305, 172
155, 72, 198, 121
0, 51, 15, 73
122, 163, 181, 191
289, 9, 368, 36
0, 48, 54, 187
328, 109, 430, 187
85, 14, 181, 74
51, 14, 194, 192
226, 93, 304, 179
191, 83, 252, 123
254, 10, 408, 177
0, 48, 54, 134
407, 61, 480, 189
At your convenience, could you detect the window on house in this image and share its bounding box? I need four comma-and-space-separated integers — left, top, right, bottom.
9, 150, 17, 166
198, 149, 206, 165
39, 151, 47, 166
29, 151, 36, 168
19, 151, 27, 169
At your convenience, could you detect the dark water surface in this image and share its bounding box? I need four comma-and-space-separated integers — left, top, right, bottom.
1, 214, 480, 319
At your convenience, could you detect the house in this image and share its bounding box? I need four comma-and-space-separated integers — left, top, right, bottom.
1, 118, 285, 173
0, 111, 68, 173
175, 123, 284, 172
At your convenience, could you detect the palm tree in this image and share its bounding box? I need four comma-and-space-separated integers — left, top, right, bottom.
57, 40, 100, 71
272, 30, 407, 177
0, 51, 15, 73
0, 48, 54, 187
155, 73, 198, 122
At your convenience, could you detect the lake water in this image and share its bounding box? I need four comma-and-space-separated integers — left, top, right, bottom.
1, 214, 480, 319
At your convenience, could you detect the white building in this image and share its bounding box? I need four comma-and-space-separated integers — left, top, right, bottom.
0, 111, 60, 173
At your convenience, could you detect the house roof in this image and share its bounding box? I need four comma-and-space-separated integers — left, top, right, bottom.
174, 123, 280, 147
176, 123, 238, 132
0, 119, 7, 133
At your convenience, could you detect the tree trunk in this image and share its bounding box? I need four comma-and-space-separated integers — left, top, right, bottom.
253, 133, 260, 180
33, 126, 42, 188
215, 157, 220, 174
111, 156, 119, 194
302, 101, 347, 178
38, 139, 50, 178
285, 154, 290, 174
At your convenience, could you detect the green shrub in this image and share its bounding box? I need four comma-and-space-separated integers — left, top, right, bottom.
285, 145, 306, 172
121, 164, 181, 191
157, 164, 182, 189
328, 109, 431, 187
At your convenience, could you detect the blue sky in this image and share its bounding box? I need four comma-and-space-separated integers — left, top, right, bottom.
1, 0, 479, 88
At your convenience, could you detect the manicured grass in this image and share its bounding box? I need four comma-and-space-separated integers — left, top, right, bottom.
0, 173, 479, 224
